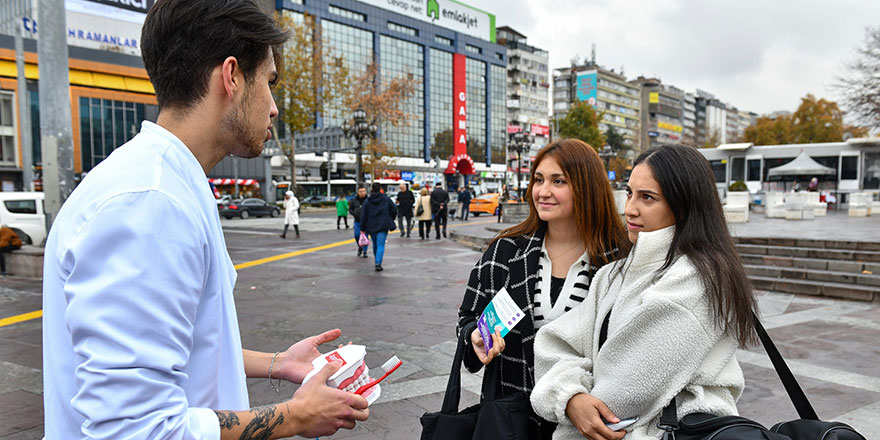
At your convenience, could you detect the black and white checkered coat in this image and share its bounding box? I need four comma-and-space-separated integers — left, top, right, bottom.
457, 225, 613, 436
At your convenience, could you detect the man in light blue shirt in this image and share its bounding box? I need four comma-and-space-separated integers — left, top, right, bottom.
41, 1, 369, 438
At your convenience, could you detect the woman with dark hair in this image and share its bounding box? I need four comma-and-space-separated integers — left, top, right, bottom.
457, 138, 630, 439
531, 144, 759, 439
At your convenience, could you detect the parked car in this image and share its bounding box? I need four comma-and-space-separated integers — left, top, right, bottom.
220, 198, 280, 219
0, 192, 46, 245
215, 194, 232, 207
469, 192, 500, 217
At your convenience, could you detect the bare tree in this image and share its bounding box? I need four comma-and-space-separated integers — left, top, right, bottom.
836, 26, 880, 133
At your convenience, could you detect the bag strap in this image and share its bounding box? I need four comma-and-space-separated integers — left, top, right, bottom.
753, 314, 818, 420
657, 314, 819, 432
440, 323, 473, 414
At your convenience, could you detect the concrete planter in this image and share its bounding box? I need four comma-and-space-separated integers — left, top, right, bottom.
500, 202, 530, 224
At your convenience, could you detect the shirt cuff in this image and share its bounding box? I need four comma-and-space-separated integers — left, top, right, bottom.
189, 407, 221, 440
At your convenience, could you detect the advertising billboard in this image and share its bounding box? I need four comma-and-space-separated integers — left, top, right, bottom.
356, 0, 496, 42
23, 0, 151, 56
575, 71, 598, 107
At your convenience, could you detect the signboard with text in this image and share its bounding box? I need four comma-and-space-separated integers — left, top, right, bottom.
22, 0, 151, 56
575, 71, 598, 107
356, 0, 496, 42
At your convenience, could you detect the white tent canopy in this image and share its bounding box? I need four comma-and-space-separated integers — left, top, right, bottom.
767, 151, 836, 176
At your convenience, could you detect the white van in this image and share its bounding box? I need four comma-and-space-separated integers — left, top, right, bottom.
0, 192, 46, 245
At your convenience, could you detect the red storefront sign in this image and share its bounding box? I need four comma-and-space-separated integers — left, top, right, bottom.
446, 53, 475, 175
530, 124, 550, 136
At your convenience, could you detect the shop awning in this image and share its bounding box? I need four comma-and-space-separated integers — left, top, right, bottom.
209, 178, 260, 187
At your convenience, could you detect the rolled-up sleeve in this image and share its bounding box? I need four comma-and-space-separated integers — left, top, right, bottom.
63, 191, 218, 439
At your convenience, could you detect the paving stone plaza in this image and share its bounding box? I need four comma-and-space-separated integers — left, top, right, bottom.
0, 210, 878, 439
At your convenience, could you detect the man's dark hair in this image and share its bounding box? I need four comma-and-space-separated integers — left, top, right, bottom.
141, 0, 288, 111
371, 182, 382, 193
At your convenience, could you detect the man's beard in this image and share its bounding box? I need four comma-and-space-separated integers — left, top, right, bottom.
221, 88, 264, 158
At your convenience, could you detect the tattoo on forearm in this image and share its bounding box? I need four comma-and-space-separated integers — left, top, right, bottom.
215, 411, 241, 430
240, 405, 284, 440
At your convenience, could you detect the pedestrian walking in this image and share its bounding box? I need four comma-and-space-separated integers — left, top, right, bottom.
456, 138, 629, 439
430, 181, 449, 239
0, 225, 22, 276
350, 186, 369, 257
395, 183, 415, 237
531, 144, 759, 439
336, 194, 349, 229
458, 186, 472, 220
41, 1, 369, 438
280, 190, 300, 238
360, 182, 397, 271
416, 188, 433, 239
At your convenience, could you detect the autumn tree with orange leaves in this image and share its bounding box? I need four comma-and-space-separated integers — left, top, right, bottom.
741, 94, 867, 145
345, 60, 419, 182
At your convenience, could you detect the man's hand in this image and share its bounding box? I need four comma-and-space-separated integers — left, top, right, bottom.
471, 327, 505, 365
274, 329, 342, 383
289, 360, 370, 438
565, 393, 626, 439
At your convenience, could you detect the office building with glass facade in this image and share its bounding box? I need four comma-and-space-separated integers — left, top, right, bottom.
279, 0, 508, 191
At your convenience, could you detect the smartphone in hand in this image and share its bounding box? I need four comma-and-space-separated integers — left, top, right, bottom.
605, 417, 638, 431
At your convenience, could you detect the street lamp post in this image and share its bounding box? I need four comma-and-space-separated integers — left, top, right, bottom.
508, 131, 530, 201
342, 108, 378, 186
599, 144, 614, 177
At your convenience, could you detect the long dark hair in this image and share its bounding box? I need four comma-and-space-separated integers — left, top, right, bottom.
495, 138, 629, 266
634, 145, 758, 346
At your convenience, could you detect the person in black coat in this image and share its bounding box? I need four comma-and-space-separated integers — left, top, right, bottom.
360, 182, 397, 271
430, 182, 449, 239
458, 186, 472, 221
349, 187, 369, 257
395, 183, 415, 238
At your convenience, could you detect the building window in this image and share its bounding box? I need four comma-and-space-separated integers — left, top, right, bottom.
466, 57, 487, 162
490, 64, 507, 163
841, 155, 858, 180
747, 158, 761, 181
321, 20, 373, 127
435, 35, 453, 46
465, 44, 482, 55
731, 157, 745, 182
0, 91, 16, 166
387, 22, 417, 37
289, 0, 304, 4
328, 5, 365, 22
495, 52, 503, 61
430, 49, 453, 160
710, 160, 726, 182
79, 97, 153, 172
379, 35, 424, 158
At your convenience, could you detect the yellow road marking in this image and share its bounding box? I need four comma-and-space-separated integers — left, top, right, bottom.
233, 238, 355, 270
0, 309, 42, 328
1, 220, 497, 327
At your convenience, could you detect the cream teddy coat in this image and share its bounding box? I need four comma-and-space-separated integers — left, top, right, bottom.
531, 226, 744, 439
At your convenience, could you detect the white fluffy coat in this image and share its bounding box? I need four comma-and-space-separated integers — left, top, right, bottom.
284, 196, 300, 225
531, 226, 744, 439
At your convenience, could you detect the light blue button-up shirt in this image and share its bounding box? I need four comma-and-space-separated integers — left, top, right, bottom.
42, 121, 248, 439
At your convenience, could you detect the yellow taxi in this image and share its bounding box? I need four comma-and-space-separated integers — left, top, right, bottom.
469, 192, 500, 216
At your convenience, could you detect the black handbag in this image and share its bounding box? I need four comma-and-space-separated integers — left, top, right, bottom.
416, 202, 424, 216
420, 325, 531, 440
656, 317, 866, 440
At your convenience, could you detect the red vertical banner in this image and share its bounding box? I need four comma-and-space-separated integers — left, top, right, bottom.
452, 53, 467, 158
447, 53, 474, 175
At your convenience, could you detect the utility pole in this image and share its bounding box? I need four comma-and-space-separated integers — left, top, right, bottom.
37, 0, 74, 227
14, 2, 34, 191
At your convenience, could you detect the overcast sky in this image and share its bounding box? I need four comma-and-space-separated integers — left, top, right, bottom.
465, 0, 879, 116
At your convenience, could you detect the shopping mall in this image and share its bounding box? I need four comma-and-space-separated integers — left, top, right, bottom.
0, 0, 509, 197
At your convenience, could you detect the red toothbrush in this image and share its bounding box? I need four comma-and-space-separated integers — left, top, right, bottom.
355, 356, 402, 395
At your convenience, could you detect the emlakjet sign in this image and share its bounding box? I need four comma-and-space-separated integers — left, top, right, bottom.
357, 0, 496, 42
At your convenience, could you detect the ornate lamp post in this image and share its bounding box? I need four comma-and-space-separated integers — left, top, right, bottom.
342, 108, 378, 186
508, 130, 530, 201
